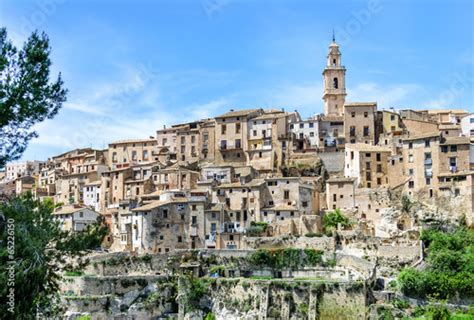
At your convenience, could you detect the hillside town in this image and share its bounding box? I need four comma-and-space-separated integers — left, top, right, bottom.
1, 38, 472, 256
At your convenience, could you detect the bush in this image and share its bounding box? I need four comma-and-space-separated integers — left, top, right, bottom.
305, 232, 323, 237
398, 228, 474, 299
323, 209, 350, 230
209, 265, 225, 276
248, 248, 324, 270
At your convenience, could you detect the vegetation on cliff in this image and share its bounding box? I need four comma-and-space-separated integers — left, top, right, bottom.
397, 227, 474, 300
248, 248, 325, 270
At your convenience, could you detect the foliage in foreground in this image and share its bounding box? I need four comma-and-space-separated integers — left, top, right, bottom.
398, 227, 474, 300
0, 194, 108, 317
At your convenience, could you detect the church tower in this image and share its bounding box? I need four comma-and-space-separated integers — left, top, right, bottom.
322, 35, 346, 116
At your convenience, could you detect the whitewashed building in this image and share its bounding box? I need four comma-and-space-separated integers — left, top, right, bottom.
83, 180, 101, 212
289, 118, 319, 150
461, 114, 474, 137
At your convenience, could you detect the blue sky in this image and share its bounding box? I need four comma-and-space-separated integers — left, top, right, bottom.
1, 0, 473, 161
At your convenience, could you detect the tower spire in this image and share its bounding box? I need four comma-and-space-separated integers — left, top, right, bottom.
332, 29, 335, 43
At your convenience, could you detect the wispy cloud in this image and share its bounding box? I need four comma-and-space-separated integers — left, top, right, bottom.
347, 82, 421, 108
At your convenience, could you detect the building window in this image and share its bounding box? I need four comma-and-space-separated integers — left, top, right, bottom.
309, 123, 314, 128
221, 124, 226, 134
143, 150, 149, 160
349, 126, 356, 137
351, 112, 355, 118
441, 146, 448, 153
408, 169, 414, 175
408, 181, 414, 188
376, 164, 382, 173
450, 145, 457, 152
236, 123, 241, 134
377, 178, 381, 185
425, 139, 430, 147
284, 190, 290, 200
363, 126, 369, 136
302, 201, 308, 207
364, 112, 368, 118
299, 123, 304, 129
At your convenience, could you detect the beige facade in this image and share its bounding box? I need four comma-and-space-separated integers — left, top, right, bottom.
152, 164, 199, 191
323, 40, 346, 116
326, 177, 356, 210
108, 139, 157, 169
401, 119, 438, 136
344, 103, 377, 144
247, 111, 290, 172
344, 143, 391, 188
214, 109, 263, 166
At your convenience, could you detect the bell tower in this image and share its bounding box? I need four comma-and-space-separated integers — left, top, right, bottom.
322, 34, 346, 116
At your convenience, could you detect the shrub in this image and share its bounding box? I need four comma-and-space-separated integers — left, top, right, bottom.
323, 208, 350, 230
398, 227, 474, 299
305, 232, 323, 237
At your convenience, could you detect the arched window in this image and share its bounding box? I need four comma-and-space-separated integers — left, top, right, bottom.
332, 58, 336, 66
131, 150, 137, 161
333, 77, 339, 89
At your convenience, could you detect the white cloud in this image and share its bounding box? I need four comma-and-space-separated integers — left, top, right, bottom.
347, 82, 421, 108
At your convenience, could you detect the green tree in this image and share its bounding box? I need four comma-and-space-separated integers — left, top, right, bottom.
323, 208, 351, 230
0, 27, 67, 168
0, 194, 108, 318
398, 227, 474, 300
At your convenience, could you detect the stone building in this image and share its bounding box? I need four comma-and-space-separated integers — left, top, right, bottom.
108, 139, 157, 169
53, 205, 99, 232
326, 177, 356, 210
53, 149, 108, 205
344, 143, 391, 188
261, 177, 318, 224
344, 102, 377, 145
247, 110, 292, 172
152, 163, 200, 191
214, 108, 263, 166
401, 134, 470, 196
5, 160, 44, 182
131, 199, 187, 253
156, 125, 179, 162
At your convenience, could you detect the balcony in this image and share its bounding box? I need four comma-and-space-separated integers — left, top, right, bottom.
205, 239, 216, 247
219, 140, 242, 151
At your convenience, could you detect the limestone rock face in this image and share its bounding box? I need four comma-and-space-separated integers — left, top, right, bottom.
376, 207, 401, 238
